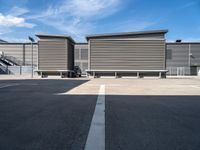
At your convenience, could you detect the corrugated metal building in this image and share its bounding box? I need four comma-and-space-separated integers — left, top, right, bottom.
74, 43, 88, 74
166, 42, 200, 76
1, 30, 200, 77
0, 43, 38, 66
86, 30, 168, 78
36, 34, 75, 77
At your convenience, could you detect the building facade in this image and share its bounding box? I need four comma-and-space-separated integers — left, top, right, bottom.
86, 30, 168, 77
74, 43, 88, 75
166, 42, 200, 76
0, 42, 38, 66
36, 34, 75, 77
1, 30, 200, 77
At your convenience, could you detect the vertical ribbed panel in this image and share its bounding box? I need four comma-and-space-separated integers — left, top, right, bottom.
75, 44, 88, 74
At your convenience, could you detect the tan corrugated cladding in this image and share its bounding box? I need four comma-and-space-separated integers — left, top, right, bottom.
38, 37, 74, 71
38, 39, 68, 70
90, 39, 166, 70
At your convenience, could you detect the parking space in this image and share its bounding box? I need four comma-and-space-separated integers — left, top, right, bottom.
0, 79, 97, 150
106, 95, 200, 150
0, 77, 200, 150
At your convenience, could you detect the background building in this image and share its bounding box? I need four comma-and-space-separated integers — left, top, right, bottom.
0, 43, 38, 66
1, 30, 200, 77
86, 30, 168, 77
166, 42, 200, 76
74, 43, 88, 75
0, 42, 38, 75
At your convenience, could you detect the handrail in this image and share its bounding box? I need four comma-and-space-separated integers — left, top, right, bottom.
3, 55, 22, 66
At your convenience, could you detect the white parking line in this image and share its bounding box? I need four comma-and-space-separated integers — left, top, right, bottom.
84, 85, 105, 150
190, 85, 200, 89
0, 83, 20, 89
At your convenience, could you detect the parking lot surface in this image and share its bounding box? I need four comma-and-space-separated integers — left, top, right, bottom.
0, 77, 200, 150
0, 79, 97, 150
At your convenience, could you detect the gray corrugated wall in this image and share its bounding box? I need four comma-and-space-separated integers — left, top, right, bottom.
166, 43, 189, 67
191, 44, 200, 66
0, 44, 23, 61
0, 43, 38, 66
166, 43, 200, 75
75, 44, 88, 74
24, 44, 38, 65
90, 39, 166, 70
38, 39, 68, 70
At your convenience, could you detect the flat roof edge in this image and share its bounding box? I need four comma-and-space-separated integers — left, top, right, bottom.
166, 42, 200, 44
35, 34, 76, 43
86, 29, 168, 40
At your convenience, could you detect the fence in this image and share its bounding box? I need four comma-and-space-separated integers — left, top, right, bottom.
167, 67, 191, 76
0, 66, 37, 75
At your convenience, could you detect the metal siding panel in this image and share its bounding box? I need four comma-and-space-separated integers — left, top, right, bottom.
90, 39, 165, 70
38, 40, 68, 70
0, 44, 23, 62
166, 43, 189, 67
24, 44, 38, 66
191, 44, 200, 66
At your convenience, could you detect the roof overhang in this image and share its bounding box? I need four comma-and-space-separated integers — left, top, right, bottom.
86, 29, 168, 41
36, 34, 75, 44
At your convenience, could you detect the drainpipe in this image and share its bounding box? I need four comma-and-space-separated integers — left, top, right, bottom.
189, 44, 191, 67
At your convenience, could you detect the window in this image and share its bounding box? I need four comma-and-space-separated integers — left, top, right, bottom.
81, 49, 88, 60
75, 49, 80, 60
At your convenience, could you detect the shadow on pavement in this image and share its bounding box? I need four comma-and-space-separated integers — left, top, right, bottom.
1, 80, 200, 150
0, 79, 97, 150
105, 95, 200, 150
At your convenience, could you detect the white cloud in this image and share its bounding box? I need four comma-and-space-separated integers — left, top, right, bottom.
180, 1, 196, 9
0, 27, 11, 35
113, 21, 156, 32
9, 6, 29, 16
60, 0, 120, 18
0, 13, 35, 28
29, 0, 121, 41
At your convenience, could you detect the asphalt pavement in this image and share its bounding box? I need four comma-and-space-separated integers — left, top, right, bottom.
106, 95, 200, 150
0, 79, 200, 150
0, 79, 97, 150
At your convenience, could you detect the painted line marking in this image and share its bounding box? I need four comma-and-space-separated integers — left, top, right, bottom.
84, 85, 105, 150
0, 83, 20, 89
190, 85, 200, 89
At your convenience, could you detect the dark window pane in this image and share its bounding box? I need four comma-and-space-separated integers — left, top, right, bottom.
81, 49, 88, 60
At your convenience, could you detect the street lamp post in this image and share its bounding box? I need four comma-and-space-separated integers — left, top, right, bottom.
28, 36, 35, 78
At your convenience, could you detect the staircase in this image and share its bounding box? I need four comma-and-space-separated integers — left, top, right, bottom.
0, 52, 16, 74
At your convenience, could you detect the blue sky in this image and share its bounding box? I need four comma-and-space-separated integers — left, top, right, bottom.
0, 0, 199, 42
